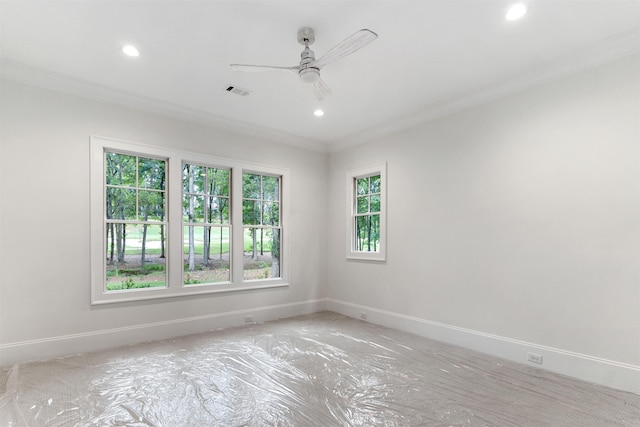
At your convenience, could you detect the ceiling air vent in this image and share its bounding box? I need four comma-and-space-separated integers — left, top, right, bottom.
226, 85, 251, 96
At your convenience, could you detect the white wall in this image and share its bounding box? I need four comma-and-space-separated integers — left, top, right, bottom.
327, 54, 640, 393
0, 80, 328, 363
1, 53, 638, 394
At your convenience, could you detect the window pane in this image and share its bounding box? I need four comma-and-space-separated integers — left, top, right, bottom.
138, 158, 166, 190
243, 173, 261, 199
183, 226, 231, 284
139, 190, 165, 221
105, 152, 136, 186
369, 175, 381, 193
105, 224, 167, 291
355, 216, 366, 251
243, 227, 280, 280
208, 196, 230, 224
357, 196, 369, 214
183, 194, 205, 223
262, 176, 279, 201
263, 202, 279, 226
370, 194, 381, 213
107, 187, 136, 220
183, 164, 206, 194
208, 168, 229, 196
357, 177, 369, 196
355, 214, 380, 252
243, 199, 261, 225
370, 214, 380, 247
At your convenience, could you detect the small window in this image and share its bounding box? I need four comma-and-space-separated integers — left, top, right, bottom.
347, 162, 386, 261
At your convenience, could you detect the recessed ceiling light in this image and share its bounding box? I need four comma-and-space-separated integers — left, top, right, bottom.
314, 109, 324, 117
506, 3, 527, 21
122, 45, 140, 57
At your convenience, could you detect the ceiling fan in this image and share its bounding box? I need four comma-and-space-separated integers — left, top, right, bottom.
230, 27, 378, 101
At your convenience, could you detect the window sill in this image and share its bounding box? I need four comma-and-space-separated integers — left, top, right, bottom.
91, 281, 290, 305
346, 253, 386, 262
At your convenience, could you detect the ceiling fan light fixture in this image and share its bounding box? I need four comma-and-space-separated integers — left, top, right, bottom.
299, 67, 320, 83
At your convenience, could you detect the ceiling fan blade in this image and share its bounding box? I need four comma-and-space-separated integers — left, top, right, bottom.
230, 64, 300, 73
312, 77, 332, 101
312, 29, 378, 69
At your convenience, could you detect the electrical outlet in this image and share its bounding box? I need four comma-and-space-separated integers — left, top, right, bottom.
527, 352, 543, 364
244, 315, 254, 323
360, 312, 368, 320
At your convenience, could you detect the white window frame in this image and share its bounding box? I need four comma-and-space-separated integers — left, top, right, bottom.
181, 161, 232, 285
90, 135, 289, 305
346, 162, 387, 262
241, 171, 283, 282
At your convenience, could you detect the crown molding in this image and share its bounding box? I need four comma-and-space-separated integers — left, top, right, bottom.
328, 27, 640, 153
0, 59, 328, 153
3, 26, 638, 155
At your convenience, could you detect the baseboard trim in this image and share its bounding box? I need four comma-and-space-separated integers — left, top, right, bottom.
4, 298, 637, 395
0, 298, 327, 366
327, 298, 640, 395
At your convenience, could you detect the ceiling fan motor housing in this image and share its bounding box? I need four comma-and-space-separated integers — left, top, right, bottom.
298, 29, 319, 83
300, 46, 315, 64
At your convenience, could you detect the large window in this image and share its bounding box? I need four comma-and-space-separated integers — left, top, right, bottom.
104, 152, 167, 291
347, 162, 386, 261
91, 136, 288, 304
242, 173, 281, 280
182, 164, 231, 285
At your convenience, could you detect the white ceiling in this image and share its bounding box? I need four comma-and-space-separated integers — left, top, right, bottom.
2, 1, 639, 152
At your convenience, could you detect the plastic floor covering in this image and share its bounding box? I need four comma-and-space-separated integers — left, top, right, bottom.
1, 312, 639, 426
